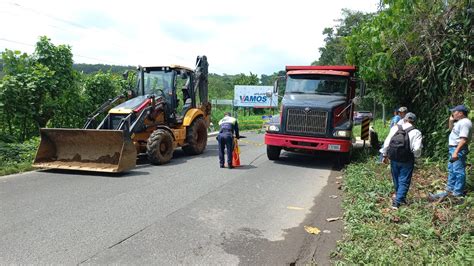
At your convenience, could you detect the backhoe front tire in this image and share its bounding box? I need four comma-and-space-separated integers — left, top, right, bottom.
182, 117, 208, 155
267, 145, 281, 160
147, 129, 174, 165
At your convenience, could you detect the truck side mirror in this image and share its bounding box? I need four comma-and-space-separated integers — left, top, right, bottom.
122, 70, 129, 80
273, 76, 285, 94
273, 79, 279, 94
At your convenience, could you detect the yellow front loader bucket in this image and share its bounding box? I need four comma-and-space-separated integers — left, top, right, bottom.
33, 129, 137, 173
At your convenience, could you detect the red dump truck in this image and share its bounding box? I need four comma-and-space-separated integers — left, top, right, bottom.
264, 65, 364, 164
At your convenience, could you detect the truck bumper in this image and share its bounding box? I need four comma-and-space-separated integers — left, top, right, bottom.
264, 133, 351, 153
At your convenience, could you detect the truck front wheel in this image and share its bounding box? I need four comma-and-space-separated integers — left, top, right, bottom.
267, 145, 281, 160
337, 152, 351, 166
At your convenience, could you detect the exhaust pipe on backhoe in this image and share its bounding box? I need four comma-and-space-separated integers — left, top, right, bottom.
33, 128, 137, 173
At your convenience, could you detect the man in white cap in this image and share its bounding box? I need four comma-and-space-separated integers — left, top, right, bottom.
380, 112, 423, 209
431, 104, 472, 199
396, 106, 408, 126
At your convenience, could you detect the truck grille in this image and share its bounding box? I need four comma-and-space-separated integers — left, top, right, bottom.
286, 108, 328, 135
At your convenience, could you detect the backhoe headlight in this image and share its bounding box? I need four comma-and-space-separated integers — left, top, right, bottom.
334, 130, 351, 137
268, 125, 280, 132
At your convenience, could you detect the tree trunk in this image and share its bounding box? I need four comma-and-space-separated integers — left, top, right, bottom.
21, 116, 27, 142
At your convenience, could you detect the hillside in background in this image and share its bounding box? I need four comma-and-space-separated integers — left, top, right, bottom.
73, 63, 135, 74
0, 58, 134, 75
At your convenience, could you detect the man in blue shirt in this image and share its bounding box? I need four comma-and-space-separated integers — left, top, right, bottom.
218, 112, 240, 169
390, 108, 401, 128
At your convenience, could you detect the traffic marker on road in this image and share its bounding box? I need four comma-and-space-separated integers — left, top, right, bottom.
232, 139, 241, 167
361, 117, 370, 140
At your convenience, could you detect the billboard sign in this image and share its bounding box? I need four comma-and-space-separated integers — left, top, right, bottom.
234, 85, 278, 108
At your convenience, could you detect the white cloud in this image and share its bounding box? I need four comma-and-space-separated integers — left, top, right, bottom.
0, 0, 379, 74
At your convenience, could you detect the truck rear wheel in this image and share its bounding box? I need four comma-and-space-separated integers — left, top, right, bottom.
267, 145, 281, 160
183, 117, 208, 155
147, 129, 174, 165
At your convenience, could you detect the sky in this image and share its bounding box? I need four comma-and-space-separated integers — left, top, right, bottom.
0, 0, 379, 75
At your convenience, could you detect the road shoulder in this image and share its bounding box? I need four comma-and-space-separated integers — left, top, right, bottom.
294, 167, 344, 265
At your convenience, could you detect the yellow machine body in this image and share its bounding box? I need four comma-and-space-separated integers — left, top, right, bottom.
33, 56, 210, 173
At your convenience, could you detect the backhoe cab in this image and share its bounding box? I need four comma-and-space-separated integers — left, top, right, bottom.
33, 56, 211, 173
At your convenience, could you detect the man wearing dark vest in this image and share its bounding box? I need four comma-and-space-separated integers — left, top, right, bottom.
380, 112, 423, 209
218, 112, 240, 169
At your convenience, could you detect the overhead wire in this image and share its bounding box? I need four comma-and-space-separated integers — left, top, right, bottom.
9, 1, 88, 29
2, 1, 210, 68
0, 2, 122, 64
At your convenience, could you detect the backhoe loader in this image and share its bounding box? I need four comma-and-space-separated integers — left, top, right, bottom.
33, 56, 211, 173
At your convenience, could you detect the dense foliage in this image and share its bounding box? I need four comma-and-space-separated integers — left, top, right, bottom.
0, 37, 131, 141
316, 0, 473, 159
0, 137, 38, 176
0, 37, 77, 141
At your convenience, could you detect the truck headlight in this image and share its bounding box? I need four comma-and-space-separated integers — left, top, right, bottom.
268, 125, 280, 132
334, 130, 351, 137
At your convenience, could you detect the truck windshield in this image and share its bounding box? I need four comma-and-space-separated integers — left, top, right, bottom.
141, 70, 174, 96
286, 74, 348, 95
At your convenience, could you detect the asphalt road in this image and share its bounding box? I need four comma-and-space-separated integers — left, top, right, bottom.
0, 131, 343, 265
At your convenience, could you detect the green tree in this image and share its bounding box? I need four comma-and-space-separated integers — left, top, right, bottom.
233, 72, 259, 86
0, 50, 56, 140
0, 36, 78, 140
83, 71, 122, 111
345, 0, 472, 158
34, 36, 78, 128
313, 9, 372, 66
260, 70, 285, 86
208, 74, 234, 99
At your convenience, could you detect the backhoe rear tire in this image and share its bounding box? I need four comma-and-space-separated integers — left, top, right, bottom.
147, 129, 174, 165
182, 117, 207, 155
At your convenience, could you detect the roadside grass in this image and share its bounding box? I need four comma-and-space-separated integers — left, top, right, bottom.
353, 119, 390, 140
211, 107, 269, 132
0, 137, 39, 176
335, 149, 474, 264
0, 162, 35, 176
238, 115, 267, 131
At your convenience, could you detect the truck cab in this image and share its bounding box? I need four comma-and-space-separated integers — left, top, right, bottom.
264, 65, 359, 163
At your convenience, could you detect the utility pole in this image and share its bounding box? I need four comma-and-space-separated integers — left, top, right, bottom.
382, 103, 386, 127
373, 97, 376, 122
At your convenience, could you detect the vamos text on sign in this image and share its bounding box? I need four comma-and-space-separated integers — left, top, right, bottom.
234, 85, 278, 108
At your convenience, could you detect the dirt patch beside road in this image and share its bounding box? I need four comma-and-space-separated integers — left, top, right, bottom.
292, 167, 344, 265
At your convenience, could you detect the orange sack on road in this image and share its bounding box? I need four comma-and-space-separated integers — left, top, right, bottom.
232, 138, 240, 167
